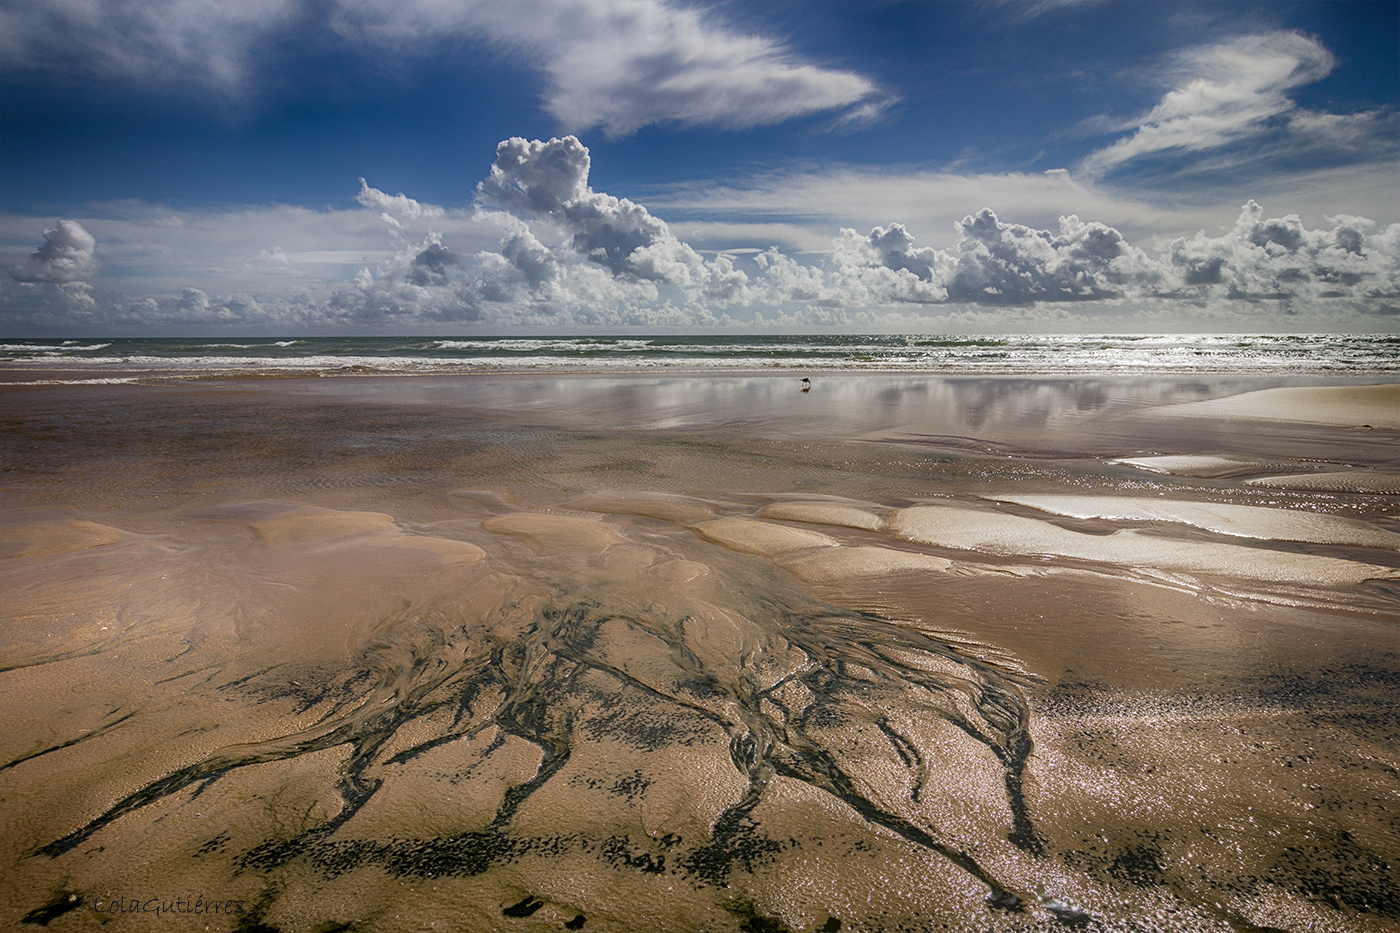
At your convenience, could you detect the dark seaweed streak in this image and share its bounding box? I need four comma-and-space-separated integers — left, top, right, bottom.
32, 580, 1047, 916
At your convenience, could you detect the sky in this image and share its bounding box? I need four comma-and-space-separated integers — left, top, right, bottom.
1, 0, 1397, 335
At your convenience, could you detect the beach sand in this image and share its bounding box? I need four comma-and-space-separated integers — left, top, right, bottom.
1, 373, 1397, 932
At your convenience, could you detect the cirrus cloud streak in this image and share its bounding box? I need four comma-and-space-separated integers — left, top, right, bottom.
1080, 30, 1397, 179
1, 0, 880, 136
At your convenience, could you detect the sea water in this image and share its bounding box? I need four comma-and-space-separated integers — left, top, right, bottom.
2, 333, 1397, 380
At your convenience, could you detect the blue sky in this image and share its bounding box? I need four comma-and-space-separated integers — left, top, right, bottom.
1, 0, 1397, 334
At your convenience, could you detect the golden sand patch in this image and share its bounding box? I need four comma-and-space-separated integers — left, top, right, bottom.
781, 546, 953, 584
0, 520, 138, 558
563, 491, 716, 525
759, 502, 887, 532
251, 507, 396, 547
691, 517, 839, 558
645, 559, 711, 584
377, 535, 487, 565
1148, 383, 1400, 429
481, 512, 628, 553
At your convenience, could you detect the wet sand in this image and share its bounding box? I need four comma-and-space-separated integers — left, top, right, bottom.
1, 373, 1398, 932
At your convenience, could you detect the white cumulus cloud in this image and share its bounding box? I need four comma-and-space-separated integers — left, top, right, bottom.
310, 135, 759, 326
941, 210, 1163, 304
475, 135, 748, 296
1164, 201, 1400, 303
8, 220, 99, 284
751, 202, 1397, 317
356, 179, 446, 227
3, 140, 1396, 333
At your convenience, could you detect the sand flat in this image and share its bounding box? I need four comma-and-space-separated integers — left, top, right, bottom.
0, 519, 139, 558
780, 545, 954, 584
250, 507, 397, 547
376, 535, 487, 565
563, 491, 717, 525
3, 373, 1398, 933
759, 501, 887, 531
691, 517, 840, 558
1147, 382, 1400, 429
481, 512, 628, 552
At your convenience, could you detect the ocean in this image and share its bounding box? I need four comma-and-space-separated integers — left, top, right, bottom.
2, 333, 1397, 380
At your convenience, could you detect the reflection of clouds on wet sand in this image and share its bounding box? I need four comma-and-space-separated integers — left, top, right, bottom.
984, 494, 1400, 550
885, 500, 1397, 588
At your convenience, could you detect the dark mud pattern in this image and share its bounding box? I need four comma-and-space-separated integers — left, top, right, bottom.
20, 891, 83, 925
33, 586, 1044, 913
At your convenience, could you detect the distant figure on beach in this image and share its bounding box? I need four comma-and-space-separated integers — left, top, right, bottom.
801, 377, 811, 392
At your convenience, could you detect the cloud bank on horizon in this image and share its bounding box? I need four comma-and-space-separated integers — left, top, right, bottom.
1, 0, 1396, 333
